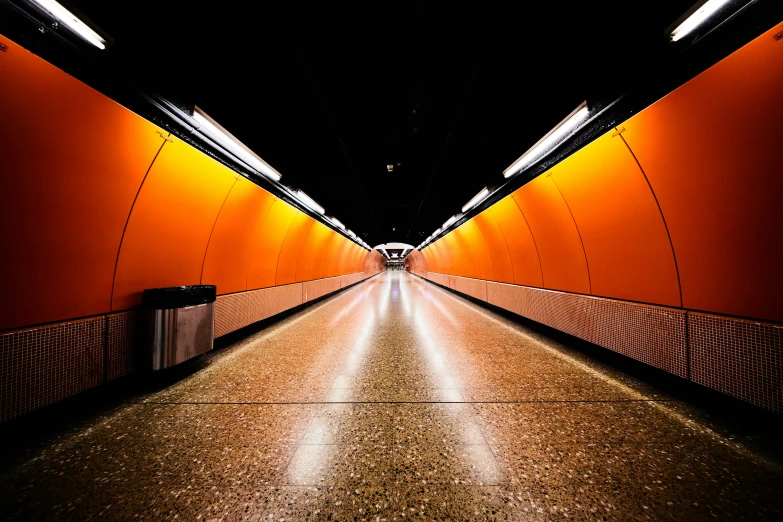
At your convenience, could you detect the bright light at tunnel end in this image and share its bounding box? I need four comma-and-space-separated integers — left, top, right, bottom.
503, 101, 589, 179
670, 0, 733, 42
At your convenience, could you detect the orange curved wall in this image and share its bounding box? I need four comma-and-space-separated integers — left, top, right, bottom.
0, 34, 382, 331
414, 22, 783, 323
201, 178, 276, 295
473, 211, 514, 284
514, 176, 590, 294
489, 196, 543, 287
548, 132, 680, 306
620, 24, 783, 321
112, 139, 238, 310
0, 39, 165, 329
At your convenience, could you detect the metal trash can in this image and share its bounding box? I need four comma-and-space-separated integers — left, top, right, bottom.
142, 285, 216, 370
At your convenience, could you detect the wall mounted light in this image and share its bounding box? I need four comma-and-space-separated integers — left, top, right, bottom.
503, 101, 589, 178
442, 216, 457, 230
461, 187, 490, 213
346, 229, 356, 238
330, 217, 345, 230
31, 0, 107, 49
670, 0, 733, 41
192, 107, 282, 181
294, 189, 325, 214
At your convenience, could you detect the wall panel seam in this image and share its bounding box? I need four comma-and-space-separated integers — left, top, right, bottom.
200, 178, 238, 285
509, 196, 545, 286
272, 208, 299, 287
244, 197, 278, 291
471, 218, 496, 281
462, 225, 486, 280
485, 209, 517, 284
548, 176, 592, 294
618, 133, 684, 308
109, 138, 168, 311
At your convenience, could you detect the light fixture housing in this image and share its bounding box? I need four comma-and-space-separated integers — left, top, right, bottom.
31, 0, 107, 49
461, 187, 490, 213
503, 101, 589, 178
346, 229, 357, 238
442, 216, 457, 230
330, 217, 345, 230
192, 107, 282, 181
670, 0, 733, 42
294, 189, 325, 214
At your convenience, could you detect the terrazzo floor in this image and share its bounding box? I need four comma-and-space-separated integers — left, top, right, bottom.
1, 271, 782, 520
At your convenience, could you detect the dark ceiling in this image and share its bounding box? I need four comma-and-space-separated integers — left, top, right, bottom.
7, 0, 775, 247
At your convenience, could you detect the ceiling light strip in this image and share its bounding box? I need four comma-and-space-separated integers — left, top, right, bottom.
31, 0, 106, 49
294, 189, 325, 214
670, 0, 733, 41
461, 187, 490, 213
503, 101, 589, 179
192, 107, 282, 181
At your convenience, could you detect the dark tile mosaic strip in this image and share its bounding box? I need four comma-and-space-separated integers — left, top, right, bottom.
106, 311, 139, 381
0, 317, 104, 422
417, 271, 778, 412
690, 312, 782, 413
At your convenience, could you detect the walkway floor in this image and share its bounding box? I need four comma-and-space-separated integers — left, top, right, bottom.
2, 272, 782, 520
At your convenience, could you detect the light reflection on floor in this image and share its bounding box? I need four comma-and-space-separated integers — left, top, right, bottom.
1, 271, 782, 520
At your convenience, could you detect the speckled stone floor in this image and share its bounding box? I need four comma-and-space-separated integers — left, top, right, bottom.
1, 272, 782, 521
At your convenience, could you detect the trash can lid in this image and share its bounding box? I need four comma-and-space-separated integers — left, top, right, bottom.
141, 285, 216, 309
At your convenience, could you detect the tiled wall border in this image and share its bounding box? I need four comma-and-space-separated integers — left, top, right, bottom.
410, 270, 782, 413
0, 271, 382, 422
1, 316, 104, 423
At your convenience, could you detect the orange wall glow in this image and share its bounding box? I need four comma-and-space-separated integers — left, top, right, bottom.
415, 22, 783, 322
0, 33, 383, 331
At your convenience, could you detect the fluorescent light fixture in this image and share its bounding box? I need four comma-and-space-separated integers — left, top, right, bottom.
503, 101, 589, 178
293, 189, 325, 214
330, 217, 345, 230
192, 107, 282, 181
442, 216, 457, 229
670, 0, 732, 41
433, 227, 442, 236
462, 187, 490, 213
32, 0, 106, 49
346, 229, 356, 238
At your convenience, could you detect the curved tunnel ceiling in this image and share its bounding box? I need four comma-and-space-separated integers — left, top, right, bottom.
2, 0, 779, 249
